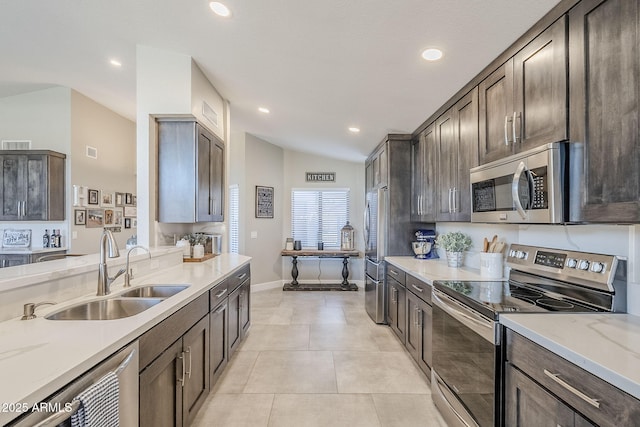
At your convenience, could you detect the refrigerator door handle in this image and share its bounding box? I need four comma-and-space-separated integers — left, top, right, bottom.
364, 201, 370, 248
378, 187, 387, 259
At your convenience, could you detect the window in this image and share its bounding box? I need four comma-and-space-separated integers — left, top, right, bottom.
228, 184, 239, 254
291, 189, 350, 249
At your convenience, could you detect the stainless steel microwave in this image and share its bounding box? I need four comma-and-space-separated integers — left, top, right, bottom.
470, 142, 582, 224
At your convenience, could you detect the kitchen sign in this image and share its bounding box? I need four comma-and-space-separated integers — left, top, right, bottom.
306, 172, 335, 182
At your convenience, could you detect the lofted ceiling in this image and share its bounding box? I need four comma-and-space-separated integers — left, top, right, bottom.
0, 0, 561, 162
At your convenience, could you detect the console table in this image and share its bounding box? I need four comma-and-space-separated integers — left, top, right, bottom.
281, 249, 361, 291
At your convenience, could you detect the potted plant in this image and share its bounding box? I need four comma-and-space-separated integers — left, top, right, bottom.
436, 231, 472, 268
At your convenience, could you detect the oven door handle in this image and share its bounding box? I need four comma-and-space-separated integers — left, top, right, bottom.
432, 289, 495, 343
512, 161, 529, 220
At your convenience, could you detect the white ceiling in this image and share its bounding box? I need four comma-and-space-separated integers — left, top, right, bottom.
0, 0, 561, 162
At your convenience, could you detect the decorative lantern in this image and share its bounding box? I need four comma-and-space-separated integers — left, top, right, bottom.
340, 221, 355, 250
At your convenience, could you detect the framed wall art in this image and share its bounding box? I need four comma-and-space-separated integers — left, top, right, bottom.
101, 191, 115, 207
86, 209, 104, 228
88, 189, 99, 205
104, 209, 115, 226
124, 218, 131, 229
74, 209, 86, 225
255, 186, 274, 218
115, 192, 125, 207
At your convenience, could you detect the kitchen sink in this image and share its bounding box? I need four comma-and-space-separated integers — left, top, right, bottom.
46, 298, 163, 320
118, 285, 189, 298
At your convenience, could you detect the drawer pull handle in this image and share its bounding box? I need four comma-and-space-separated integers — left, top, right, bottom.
237, 273, 247, 280
411, 284, 424, 293
214, 303, 226, 314
215, 288, 228, 298
389, 269, 398, 276
543, 369, 601, 409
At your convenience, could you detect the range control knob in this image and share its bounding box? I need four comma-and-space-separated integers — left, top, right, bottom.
590, 262, 605, 273
566, 258, 578, 268
577, 259, 590, 271
516, 251, 527, 260
509, 250, 517, 258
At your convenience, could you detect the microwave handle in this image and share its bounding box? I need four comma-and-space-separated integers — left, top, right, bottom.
512, 161, 529, 220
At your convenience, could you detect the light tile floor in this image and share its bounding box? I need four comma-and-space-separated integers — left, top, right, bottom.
193, 288, 448, 427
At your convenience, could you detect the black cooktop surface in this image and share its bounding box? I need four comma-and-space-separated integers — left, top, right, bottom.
433, 280, 599, 320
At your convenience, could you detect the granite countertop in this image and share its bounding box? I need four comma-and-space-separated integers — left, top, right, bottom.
385, 256, 505, 284
500, 313, 640, 400
0, 253, 250, 425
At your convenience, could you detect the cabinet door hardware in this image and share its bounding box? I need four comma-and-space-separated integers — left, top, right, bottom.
543, 369, 601, 409
512, 111, 520, 144
185, 346, 192, 379
504, 115, 513, 145
179, 352, 186, 387
215, 288, 227, 298
411, 284, 424, 293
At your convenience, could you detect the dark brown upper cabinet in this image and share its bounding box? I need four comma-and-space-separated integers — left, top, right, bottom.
0, 151, 65, 221
411, 124, 437, 222
435, 88, 479, 222
569, 0, 640, 222
479, 16, 568, 165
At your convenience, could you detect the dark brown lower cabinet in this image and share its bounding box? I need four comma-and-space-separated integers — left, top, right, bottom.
139, 298, 210, 427
140, 340, 184, 427
405, 293, 432, 375
505, 329, 640, 426
505, 363, 594, 427
387, 277, 406, 343
228, 279, 250, 358
209, 299, 228, 386
405, 279, 432, 376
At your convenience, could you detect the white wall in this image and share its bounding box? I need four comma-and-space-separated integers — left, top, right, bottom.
243, 134, 284, 284
69, 91, 137, 253
435, 222, 640, 315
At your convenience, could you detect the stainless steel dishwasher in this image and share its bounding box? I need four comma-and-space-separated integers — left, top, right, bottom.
8, 340, 139, 427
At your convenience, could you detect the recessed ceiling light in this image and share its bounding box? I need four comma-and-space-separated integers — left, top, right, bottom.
348, 127, 360, 133
258, 107, 270, 114
109, 59, 122, 68
421, 48, 443, 61
209, 2, 231, 17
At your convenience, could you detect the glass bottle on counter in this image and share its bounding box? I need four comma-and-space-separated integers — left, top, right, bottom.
43, 230, 50, 248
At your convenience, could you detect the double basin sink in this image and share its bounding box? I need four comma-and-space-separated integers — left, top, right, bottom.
46, 285, 189, 321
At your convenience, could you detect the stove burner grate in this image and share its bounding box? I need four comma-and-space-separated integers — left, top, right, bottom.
535, 298, 575, 310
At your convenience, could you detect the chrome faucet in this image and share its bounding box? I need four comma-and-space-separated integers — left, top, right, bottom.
118, 245, 151, 287
97, 229, 123, 296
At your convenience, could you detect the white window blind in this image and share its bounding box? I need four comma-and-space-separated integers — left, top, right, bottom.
229, 184, 239, 254
291, 189, 350, 249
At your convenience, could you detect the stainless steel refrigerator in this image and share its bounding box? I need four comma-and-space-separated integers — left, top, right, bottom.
364, 186, 387, 323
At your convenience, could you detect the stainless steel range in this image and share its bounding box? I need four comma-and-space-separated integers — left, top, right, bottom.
431, 244, 627, 427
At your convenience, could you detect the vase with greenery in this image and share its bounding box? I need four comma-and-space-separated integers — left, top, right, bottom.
436, 231, 472, 268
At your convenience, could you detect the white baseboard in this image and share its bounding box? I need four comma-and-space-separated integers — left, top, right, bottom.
250, 279, 364, 292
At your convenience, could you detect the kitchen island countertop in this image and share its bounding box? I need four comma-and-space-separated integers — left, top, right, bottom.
501, 313, 640, 400
0, 252, 250, 425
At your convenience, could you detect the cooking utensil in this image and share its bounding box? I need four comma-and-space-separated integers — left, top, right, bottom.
483, 238, 489, 252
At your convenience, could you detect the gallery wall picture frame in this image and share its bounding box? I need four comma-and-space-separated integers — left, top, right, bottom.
101, 191, 115, 207
125, 193, 133, 205
86, 209, 104, 228
255, 185, 274, 218
132, 218, 138, 228
88, 189, 99, 205
124, 218, 131, 229
104, 209, 115, 226
115, 192, 125, 207
74, 209, 86, 225
124, 206, 137, 217
113, 208, 123, 226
